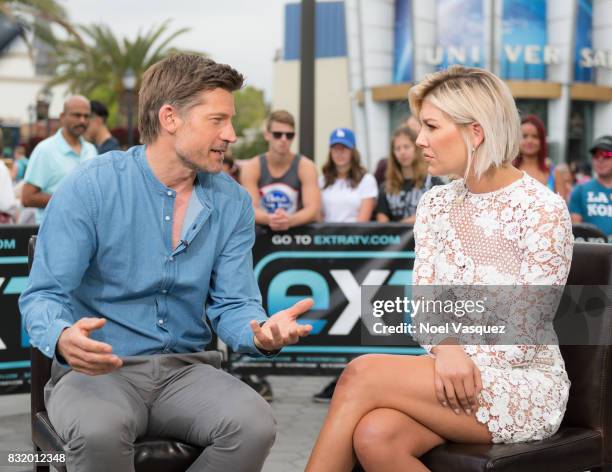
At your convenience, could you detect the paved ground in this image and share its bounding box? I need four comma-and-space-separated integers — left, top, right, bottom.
0, 375, 333, 472
262, 376, 332, 472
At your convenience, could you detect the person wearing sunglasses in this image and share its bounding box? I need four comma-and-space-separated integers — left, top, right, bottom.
241, 110, 321, 232
569, 135, 612, 236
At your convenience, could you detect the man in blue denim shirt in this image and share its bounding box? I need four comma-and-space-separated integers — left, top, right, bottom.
19, 54, 313, 472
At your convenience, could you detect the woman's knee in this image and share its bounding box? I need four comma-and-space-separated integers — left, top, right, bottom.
335, 354, 382, 399
353, 411, 402, 463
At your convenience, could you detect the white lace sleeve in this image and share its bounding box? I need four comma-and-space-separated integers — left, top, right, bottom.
518, 198, 573, 286
412, 190, 442, 353
481, 196, 574, 366
413, 190, 437, 286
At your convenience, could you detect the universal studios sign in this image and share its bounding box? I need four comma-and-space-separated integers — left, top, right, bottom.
393, 0, 606, 84
421, 45, 612, 69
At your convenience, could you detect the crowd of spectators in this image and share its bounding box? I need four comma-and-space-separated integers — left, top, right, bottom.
1, 102, 611, 240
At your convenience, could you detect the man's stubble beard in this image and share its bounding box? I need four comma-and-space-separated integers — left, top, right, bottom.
67, 126, 86, 140
176, 149, 223, 174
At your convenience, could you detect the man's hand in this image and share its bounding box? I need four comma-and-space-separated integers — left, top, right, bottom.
56, 317, 123, 375
250, 298, 314, 352
269, 209, 291, 231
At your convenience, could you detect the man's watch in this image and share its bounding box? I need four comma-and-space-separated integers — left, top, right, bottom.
256, 320, 280, 356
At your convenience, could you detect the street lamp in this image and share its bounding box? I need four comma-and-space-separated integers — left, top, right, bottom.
35, 88, 52, 137
41, 89, 53, 136
122, 68, 136, 147
27, 104, 36, 139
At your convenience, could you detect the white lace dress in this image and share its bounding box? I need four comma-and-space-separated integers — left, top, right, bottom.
413, 173, 574, 443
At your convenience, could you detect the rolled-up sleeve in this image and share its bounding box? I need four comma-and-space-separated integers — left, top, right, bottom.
206, 191, 268, 355
19, 169, 97, 358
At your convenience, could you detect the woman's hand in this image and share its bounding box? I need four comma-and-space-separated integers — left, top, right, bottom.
431, 344, 482, 416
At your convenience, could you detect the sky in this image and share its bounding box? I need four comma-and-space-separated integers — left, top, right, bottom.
60, 0, 292, 101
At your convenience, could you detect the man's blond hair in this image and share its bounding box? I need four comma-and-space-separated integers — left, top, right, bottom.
138, 54, 244, 144
266, 110, 295, 130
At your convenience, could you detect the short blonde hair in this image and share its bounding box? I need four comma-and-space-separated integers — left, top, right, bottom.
408, 65, 520, 179
266, 110, 295, 130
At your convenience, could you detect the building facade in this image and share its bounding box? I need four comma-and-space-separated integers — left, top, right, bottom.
273, 0, 612, 169
0, 31, 67, 154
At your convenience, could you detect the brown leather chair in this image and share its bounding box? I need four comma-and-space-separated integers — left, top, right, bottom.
355, 242, 612, 472
28, 236, 203, 472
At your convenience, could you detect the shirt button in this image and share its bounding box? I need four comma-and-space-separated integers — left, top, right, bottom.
158, 319, 164, 325
161, 289, 168, 294
167, 191, 173, 197
165, 216, 171, 221
45, 346, 49, 352
169, 256, 174, 262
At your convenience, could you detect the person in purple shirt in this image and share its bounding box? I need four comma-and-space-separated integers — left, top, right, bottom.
19, 54, 313, 472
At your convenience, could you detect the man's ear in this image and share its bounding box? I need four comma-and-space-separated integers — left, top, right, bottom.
468, 122, 484, 150
263, 129, 272, 143
158, 104, 180, 135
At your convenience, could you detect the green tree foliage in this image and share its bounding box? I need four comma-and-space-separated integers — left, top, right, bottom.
40, 20, 200, 126
0, 0, 86, 58
233, 86, 268, 137
230, 85, 269, 159
231, 132, 268, 160
1, 0, 74, 36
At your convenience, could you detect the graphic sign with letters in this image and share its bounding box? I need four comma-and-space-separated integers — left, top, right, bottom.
229, 224, 423, 375
0, 225, 37, 394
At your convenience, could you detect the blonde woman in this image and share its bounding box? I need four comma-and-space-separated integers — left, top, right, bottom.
306, 66, 573, 471
376, 126, 442, 224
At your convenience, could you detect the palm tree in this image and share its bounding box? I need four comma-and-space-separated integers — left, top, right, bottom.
42, 20, 200, 126
0, 0, 85, 51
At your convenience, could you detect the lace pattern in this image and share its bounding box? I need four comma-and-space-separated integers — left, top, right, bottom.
412, 173, 573, 443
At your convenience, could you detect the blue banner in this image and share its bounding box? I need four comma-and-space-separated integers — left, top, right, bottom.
0, 225, 37, 394
436, 0, 484, 70
574, 0, 593, 82
393, 0, 413, 83
501, 0, 547, 80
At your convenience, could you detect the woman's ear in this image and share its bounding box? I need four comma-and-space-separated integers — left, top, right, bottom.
468, 122, 484, 149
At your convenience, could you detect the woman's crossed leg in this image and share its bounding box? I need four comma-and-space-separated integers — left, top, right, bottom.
305, 354, 491, 472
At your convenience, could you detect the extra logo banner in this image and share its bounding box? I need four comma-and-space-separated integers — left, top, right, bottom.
229, 224, 423, 375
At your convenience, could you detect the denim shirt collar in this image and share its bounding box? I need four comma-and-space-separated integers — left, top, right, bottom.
133, 144, 212, 211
